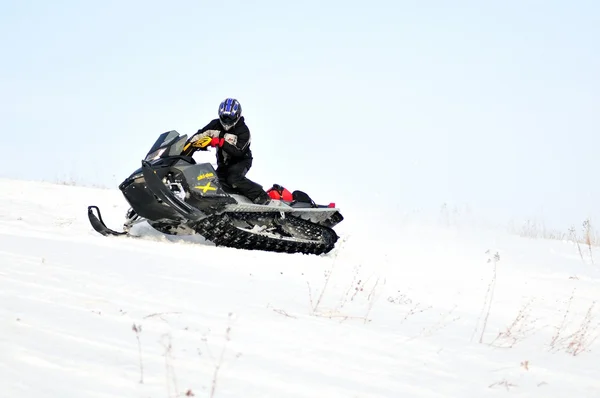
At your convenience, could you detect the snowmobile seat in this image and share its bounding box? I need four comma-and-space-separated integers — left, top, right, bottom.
290, 190, 317, 208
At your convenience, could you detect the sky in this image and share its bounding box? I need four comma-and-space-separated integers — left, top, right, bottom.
1, 0, 599, 231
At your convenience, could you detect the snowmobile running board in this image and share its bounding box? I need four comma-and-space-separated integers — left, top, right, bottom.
87, 206, 127, 236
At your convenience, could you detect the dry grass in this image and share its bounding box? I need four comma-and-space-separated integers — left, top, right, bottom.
512, 218, 600, 247
489, 298, 538, 348
511, 219, 570, 241
386, 291, 435, 332
549, 288, 599, 356
510, 217, 598, 265
400, 302, 433, 324
410, 305, 460, 340
307, 272, 384, 324
306, 238, 384, 324
564, 302, 599, 356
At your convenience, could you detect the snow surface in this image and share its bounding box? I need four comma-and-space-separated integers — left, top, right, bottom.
1, 177, 599, 397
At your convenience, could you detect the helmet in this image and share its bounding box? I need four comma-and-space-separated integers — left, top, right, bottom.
218, 98, 242, 130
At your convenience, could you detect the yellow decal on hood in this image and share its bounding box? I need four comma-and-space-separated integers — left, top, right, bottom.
197, 172, 215, 181
195, 182, 217, 193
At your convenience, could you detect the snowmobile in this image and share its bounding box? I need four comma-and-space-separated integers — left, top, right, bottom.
87, 130, 343, 255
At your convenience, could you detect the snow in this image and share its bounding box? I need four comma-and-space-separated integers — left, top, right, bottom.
1, 177, 599, 397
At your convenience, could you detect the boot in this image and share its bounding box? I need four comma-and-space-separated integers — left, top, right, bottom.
252, 192, 271, 205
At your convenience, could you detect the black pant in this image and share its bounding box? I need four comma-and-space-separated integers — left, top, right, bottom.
216, 159, 266, 201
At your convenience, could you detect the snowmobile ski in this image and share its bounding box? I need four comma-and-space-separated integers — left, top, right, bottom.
87, 206, 127, 236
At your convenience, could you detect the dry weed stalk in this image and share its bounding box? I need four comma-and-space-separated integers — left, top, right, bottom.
210, 327, 229, 397
338, 263, 364, 307
387, 291, 413, 305
583, 219, 595, 265
161, 333, 179, 398
565, 302, 598, 356
490, 298, 537, 348
488, 379, 517, 391
472, 251, 500, 343
363, 277, 383, 324
549, 289, 599, 356
272, 307, 297, 319
307, 239, 344, 314
401, 302, 433, 324
568, 226, 585, 262
568, 218, 598, 264
143, 311, 182, 321
208, 313, 238, 398
266, 302, 298, 319
132, 324, 144, 383
310, 267, 335, 313
387, 290, 432, 325
309, 311, 374, 323
549, 288, 576, 350
411, 305, 460, 340
307, 243, 383, 323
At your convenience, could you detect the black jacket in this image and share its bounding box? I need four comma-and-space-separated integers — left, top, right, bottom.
184, 116, 253, 166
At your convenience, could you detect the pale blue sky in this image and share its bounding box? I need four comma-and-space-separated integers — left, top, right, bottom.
1, 0, 599, 230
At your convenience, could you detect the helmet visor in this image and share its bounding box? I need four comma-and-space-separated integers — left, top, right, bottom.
220, 114, 238, 127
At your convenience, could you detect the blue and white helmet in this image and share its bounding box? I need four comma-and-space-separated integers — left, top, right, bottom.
218, 98, 242, 130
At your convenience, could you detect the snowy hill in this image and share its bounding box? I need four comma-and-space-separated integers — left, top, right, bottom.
1, 177, 599, 397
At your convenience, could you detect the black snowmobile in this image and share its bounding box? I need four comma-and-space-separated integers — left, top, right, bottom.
87, 130, 343, 255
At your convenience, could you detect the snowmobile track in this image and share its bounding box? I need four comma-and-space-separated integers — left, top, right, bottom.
193, 212, 338, 255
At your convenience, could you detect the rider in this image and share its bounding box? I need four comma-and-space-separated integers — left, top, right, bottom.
182, 98, 271, 205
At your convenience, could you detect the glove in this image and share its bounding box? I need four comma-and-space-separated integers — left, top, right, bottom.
209, 137, 225, 147
189, 129, 221, 143
192, 136, 214, 148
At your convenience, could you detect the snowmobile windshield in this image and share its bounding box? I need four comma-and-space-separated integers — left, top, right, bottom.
145, 130, 188, 161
